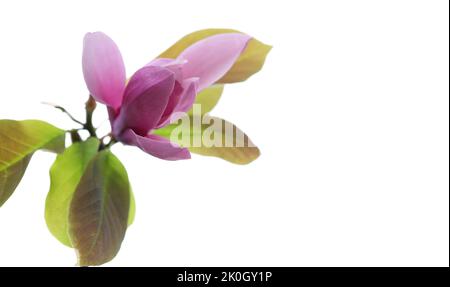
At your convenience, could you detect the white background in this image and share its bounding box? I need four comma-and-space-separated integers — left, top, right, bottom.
0, 0, 448, 267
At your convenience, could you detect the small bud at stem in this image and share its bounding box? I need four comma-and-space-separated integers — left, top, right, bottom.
84, 95, 97, 137
85, 96, 97, 113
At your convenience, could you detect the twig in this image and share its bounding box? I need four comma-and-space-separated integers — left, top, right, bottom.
42, 102, 84, 126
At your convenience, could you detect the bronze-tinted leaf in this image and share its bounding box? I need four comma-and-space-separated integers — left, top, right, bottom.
68, 150, 130, 266
0, 120, 65, 207
154, 115, 260, 165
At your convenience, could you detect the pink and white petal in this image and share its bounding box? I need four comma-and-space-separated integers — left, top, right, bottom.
120, 129, 191, 161
177, 33, 251, 90
112, 66, 175, 136
82, 32, 126, 109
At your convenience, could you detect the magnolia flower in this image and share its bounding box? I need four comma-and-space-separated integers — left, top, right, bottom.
82, 32, 251, 160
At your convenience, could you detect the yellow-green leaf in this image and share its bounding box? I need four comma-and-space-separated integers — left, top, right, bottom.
0, 120, 65, 207
154, 115, 260, 165
217, 38, 272, 84
158, 28, 272, 84
0, 155, 31, 207
68, 150, 130, 266
158, 29, 239, 59
45, 138, 100, 247
188, 85, 224, 116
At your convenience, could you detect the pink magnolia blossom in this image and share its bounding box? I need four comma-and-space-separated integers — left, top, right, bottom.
82, 32, 250, 160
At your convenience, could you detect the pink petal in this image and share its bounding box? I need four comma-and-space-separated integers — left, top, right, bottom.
120, 129, 191, 161
177, 33, 251, 90
156, 77, 198, 128
112, 66, 175, 136
146, 58, 186, 129
147, 58, 186, 82
175, 78, 199, 113
155, 81, 184, 128
82, 32, 126, 109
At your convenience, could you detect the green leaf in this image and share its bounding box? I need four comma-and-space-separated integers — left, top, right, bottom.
158, 28, 272, 84
188, 85, 224, 116
0, 120, 65, 207
68, 150, 131, 266
128, 188, 136, 226
154, 115, 260, 165
45, 138, 100, 247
